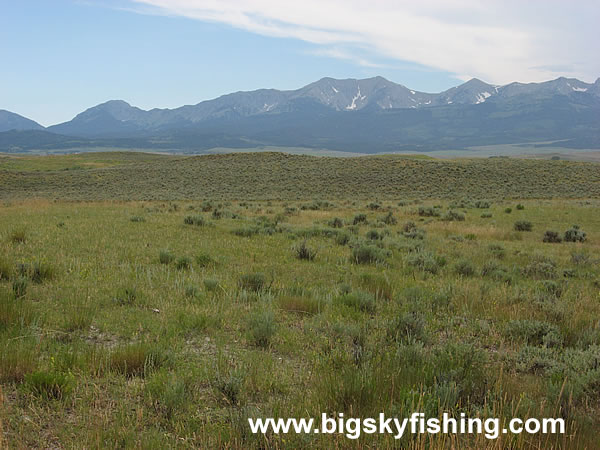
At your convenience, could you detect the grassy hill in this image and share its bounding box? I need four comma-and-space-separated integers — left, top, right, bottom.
2, 151, 600, 201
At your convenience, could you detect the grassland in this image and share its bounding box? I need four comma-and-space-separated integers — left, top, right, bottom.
1, 152, 600, 201
1, 152, 600, 448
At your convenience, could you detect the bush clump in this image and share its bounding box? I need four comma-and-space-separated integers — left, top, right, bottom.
543, 231, 562, 243
564, 225, 586, 243
239, 273, 267, 292
293, 241, 317, 261
387, 312, 426, 343
454, 259, 476, 277
159, 250, 175, 265
381, 211, 397, 225
418, 206, 440, 217
351, 245, 388, 265
9, 229, 27, 244
183, 215, 206, 226
442, 210, 465, 222
175, 256, 192, 270
247, 310, 277, 348
353, 214, 368, 225
488, 244, 506, 259
328, 217, 344, 228
24, 370, 74, 400
195, 252, 215, 267
12, 277, 28, 298
504, 320, 563, 347
0, 258, 13, 281
514, 221, 533, 232
522, 257, 557, 279
365, 230, 383, 241
405, 251, 444, 275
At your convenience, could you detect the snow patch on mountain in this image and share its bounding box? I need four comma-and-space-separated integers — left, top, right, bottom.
475, 92, 492, 104
346, 86, 366, 110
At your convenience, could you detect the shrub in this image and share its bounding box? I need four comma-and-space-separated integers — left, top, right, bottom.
239, 273, 267, 292
145, 371, 188, 418
418, 206, 440, 217
0, 258, 13, 281
481, 261, 511, 283
571, 252, 590, 265
405, 251, 442, 274
488, 244, 506, 259
129, 216, 145, 223
351, 245, 388, 265
353, 214, 368, 225
328, 217, 344, 228
474, 200, 490, 209
431, 343, 488, 404
514, 221, 533, 232
9, 229, 27, 244
512, 346, 557, 374
522, 257, 557, 279
504, 320, 563, 347
12, 277, 28, 298
454, 259, 475, 277
365, 230, 382, 241
175, 256, 192, 270
232, 226, 260, 237
183, 215, 206, 226
516, 204, 525, 210
24, 370, 74, 400
110, 343, 168, 377
335, 232, 350, 246
504, 208, 512, 214
388, 312, 426, 343
543, 231, 562, 243
215, 371, 243, 405
195, 252, 215, 267
159, 250, 175, 265
335, 291, 376, 313
247, 310, 277, 348
184, 285, 199, 298
204, 279, 220, 292
480, 212, 492, 218
367, 202, 381, 210
381, 211, 397, 225
441, 210, 465, 222
293, 241, 316, 261
564, 225, 586, 243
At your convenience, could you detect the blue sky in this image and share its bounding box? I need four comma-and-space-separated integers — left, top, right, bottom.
1, 0, 598, 126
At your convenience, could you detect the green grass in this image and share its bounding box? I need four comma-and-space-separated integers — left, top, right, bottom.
0, 154, 599, 447
1, 151, 600, 201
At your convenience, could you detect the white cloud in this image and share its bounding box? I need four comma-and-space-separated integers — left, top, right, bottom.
129, 0, 600, 84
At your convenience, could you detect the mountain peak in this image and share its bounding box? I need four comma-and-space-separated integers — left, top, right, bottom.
0, 110, 44, 132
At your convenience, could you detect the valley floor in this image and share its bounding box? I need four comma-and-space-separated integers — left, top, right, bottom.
1, 197, 599, 448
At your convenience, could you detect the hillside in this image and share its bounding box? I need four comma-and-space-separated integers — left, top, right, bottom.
1, 152, 599, 201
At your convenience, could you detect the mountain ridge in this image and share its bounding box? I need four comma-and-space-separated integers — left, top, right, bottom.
1, 75, 599, 153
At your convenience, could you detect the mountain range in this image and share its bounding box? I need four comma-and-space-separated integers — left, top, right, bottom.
1, 76, 599, 153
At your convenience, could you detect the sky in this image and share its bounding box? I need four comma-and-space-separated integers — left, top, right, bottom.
1, 0, 598, 126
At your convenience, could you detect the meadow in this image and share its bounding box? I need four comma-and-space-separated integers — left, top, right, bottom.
1, 152, 600, 448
